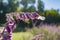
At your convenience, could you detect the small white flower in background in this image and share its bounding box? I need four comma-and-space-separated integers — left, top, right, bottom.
4, 29, 7, 32
37, 16, 45, 20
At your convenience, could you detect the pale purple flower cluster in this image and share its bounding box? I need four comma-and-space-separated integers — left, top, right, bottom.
32, 34, 44, 40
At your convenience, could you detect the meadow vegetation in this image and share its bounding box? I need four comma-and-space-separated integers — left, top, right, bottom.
12, 25, 60, 40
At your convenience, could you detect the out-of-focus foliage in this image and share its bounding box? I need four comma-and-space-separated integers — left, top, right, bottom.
20, 0, 44, 13
12, 32, 33, 40
0, 0, 19, 24
26, 27, 59, 40
0, 0, 7, 24
7, 0, 19, 12
37, 0, 44, 13
13, 27, 60, 40
43, 9, 60, 23
27, 6, 36, 12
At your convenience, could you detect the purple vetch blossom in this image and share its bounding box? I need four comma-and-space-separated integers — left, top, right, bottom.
25, 13, 31, 19
19, 13, 26, 21
4, 16, 16, 40
4, 22, 16, 40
